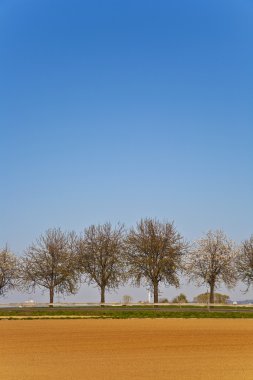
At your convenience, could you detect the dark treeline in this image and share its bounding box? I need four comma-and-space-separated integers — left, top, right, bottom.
1, 218, 253, 304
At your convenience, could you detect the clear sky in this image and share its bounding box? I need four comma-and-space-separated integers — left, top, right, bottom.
1, 0, 253, 302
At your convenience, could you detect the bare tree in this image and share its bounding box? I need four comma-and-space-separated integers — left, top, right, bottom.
78, 223, 125, 303
0, 246, 19, 296
126, 218, 186, 303
236, 235, 253, 292
21, 228, 79, 304
185, 230, 237, 303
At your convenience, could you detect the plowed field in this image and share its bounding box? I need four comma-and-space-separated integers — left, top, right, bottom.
1, 319, 253, 379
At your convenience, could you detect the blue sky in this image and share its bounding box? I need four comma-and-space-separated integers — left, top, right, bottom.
1, 0, 253, 301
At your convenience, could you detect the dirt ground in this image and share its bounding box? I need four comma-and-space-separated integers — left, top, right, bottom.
1, 319, 253, 380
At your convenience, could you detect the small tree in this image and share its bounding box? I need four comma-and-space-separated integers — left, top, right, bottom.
126, 218, 186, 303
78, 223, 125, 303
185, 230, 236, 304
21, 228, 79, 304
172, 293, 188, 303
0, 247, 19, 296
236, 235, 253, 292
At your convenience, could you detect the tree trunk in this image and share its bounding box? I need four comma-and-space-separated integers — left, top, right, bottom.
49, 287, 54, 307
100, 285, 105, 305
153, 281, 159, 304
209, 283, 215, 304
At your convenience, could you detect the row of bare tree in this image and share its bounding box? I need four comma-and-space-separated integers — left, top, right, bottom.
1, 219, 253, 304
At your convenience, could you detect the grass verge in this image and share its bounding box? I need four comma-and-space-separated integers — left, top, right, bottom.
1, 307, 253, 319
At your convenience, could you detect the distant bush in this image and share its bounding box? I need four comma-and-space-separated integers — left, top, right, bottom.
172, 293, 188, 303
193, 292, 230, 304
122, 295, 133, 304
158, 298, 169, 303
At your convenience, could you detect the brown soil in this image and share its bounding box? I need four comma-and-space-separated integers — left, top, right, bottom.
1, 319, 253, 380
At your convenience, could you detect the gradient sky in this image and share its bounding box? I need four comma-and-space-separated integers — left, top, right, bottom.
1, 0, 253, 302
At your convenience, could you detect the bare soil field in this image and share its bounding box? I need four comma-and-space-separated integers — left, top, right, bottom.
1, 319, 253, 380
